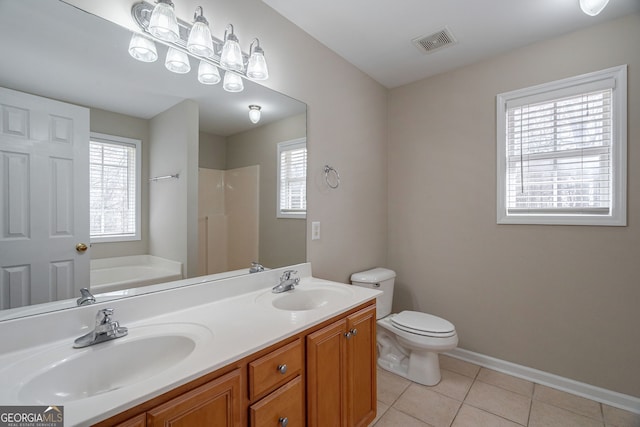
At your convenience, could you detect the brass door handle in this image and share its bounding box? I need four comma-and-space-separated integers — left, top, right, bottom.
76, 243, 88, 253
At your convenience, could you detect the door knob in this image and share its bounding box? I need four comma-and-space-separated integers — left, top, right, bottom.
76, 243, 88, 253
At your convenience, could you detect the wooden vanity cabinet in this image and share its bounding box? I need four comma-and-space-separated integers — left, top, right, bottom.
307, 305, 377, 427
101, 301, 375, 427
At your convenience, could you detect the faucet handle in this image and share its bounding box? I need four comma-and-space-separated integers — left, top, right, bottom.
96, 308, 114, 326
280, 269, 298, 281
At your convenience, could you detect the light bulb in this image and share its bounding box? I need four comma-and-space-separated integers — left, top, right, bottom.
128, 33, 158, 62
248, 105, 261, 124
198, 61, 221, 85
187, 7, 214, 57
148, 0, 179, 42
223, 72, 244, 92
165, 48, 191, 74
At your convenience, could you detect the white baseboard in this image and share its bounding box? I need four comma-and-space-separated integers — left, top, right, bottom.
445, 348, 640, 415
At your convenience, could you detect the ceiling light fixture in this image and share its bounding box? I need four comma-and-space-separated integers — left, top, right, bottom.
130, 1, 270, 93
248, 105, 261, 123
579, 0, 610, 16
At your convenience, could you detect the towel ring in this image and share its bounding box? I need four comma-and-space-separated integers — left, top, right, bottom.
324, 165, 340, 189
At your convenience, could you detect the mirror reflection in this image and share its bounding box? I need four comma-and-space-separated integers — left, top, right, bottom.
0, 0, 307, 320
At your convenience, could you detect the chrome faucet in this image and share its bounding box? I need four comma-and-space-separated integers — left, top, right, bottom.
249, 262, 265, 273
73, 308, 128, 348
76, 288, 96, 306
272, 270, 300, 293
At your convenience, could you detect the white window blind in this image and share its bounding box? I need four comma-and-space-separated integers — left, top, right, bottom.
90, 133, 141, 241
277, 138, 307, 218
497, 65, 627, 226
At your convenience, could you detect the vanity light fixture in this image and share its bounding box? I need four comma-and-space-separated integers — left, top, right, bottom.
223, 71, 244, 92
220, 24, 244, 72
131, 1, 270, 93
248, 105, 261, 123
579, 0, 610, 16
128, 33, 158, 62
198, 60, 221, 84
148, 0, 179, 42
246, 39, 269, 81
165, 47, 191, 73
186, 7, 214, 57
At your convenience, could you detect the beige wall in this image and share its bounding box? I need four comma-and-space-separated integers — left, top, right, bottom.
227, 114, 306, 268
388, 13, 640, 397
199, 131, 227, 170
89, 107, 150, 259
65, 0, 389, 284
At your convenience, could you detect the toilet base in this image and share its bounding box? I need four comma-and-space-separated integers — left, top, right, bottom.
378, 349, 442, 386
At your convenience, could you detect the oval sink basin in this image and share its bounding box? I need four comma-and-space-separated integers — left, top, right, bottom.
4, 323, 212, 404
261, 282, 355, 311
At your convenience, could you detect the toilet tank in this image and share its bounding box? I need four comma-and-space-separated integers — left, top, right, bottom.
350, 268, 396, 319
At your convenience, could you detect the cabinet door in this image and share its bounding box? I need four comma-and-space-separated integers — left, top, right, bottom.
147, 369, 242, 427
306, 318, 348, 427
347, 305, 377, 427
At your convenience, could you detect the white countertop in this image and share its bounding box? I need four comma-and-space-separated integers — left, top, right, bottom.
0, 263, 380, 426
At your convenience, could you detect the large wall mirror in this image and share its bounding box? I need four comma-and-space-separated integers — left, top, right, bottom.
0, 0, 307, 320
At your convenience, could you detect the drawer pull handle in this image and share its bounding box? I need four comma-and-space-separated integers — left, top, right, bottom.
279, 416, 288, 427
277, 364, 287, 374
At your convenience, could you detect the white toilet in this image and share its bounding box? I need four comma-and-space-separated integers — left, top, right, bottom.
351, 267, 458, 386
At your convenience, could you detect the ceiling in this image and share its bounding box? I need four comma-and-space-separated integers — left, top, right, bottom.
262, 0, 640, 88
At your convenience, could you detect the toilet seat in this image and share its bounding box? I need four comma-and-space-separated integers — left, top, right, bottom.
390, 311, 456, 338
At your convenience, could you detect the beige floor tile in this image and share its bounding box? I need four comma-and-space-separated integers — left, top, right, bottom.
452, 404, 524, 427
428, 369, 474, 401
440, 355, 481, 378
534, 384, 603, 421
374, 407, 434, 427
603, 404, 640, 427
529, 400, 604, 427
377, 367, 411, 405
477, 368, 534, 397
369, 401, 390, 426
394, 383, 461, 427
465, 380, 531, 425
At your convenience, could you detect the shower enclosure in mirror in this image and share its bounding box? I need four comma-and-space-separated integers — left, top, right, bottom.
0, 0, 307, 320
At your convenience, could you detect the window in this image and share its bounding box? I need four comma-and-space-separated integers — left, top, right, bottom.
90, 132, 141, 242
496, 65, 627, 226
277, 138, 307, 219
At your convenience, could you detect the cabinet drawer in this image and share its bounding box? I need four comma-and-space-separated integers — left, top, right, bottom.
249, 339, 302, 400
250, 376, 303, 427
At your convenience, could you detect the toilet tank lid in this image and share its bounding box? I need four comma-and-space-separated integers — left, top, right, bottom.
350, 267, 396, 283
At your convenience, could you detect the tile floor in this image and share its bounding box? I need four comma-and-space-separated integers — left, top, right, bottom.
370, 355, 640, 427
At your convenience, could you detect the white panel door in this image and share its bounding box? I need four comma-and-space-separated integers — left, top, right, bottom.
0, 87, 89, 309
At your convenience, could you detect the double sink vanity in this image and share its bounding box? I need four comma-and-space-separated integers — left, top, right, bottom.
0, 263, 380, 426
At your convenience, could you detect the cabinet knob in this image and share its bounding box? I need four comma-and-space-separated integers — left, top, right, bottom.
277, 364, 287, 374
350, 328, 358, 336
279, 417, 288, 427
344, 331, 352, 339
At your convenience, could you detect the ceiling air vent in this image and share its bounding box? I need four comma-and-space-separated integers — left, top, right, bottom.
412, 27, 457, 54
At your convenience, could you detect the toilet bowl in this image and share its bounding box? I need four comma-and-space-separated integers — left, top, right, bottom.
350, 268, 458, 386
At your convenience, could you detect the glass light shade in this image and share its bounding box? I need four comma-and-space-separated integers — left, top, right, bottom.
128, 33, 158, 62
579, 0, 610, 15
187, 20, 214, 57
246, 49, 269, 80
223, 72, 244, 92
165, 48, 191, 74
148, 0, 179, 42
248, 105, 261, 124
220, 33, 244, 72
198, 61, 221, 85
